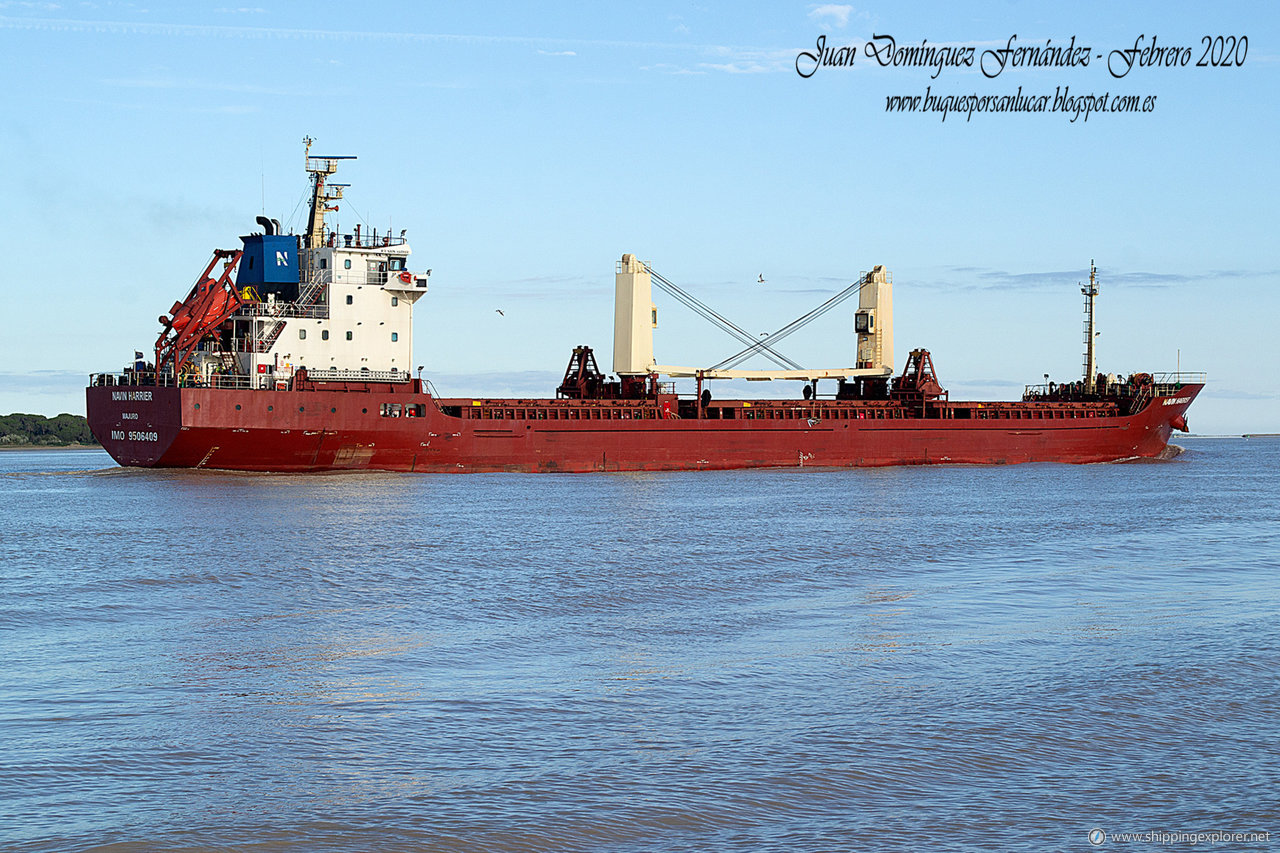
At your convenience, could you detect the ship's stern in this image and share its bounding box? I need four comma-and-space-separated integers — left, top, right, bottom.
86, 381, 184, 467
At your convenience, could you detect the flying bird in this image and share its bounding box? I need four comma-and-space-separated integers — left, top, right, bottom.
495, 309, 504, 316
757, 274, 766, 283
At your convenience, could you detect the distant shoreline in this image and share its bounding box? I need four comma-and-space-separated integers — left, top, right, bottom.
0, 444, 102, 452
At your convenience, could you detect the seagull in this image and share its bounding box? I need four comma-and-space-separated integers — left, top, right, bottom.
757, 274, 766, 283
495, 309, 504, 316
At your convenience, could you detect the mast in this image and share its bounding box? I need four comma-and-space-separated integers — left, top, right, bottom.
1081, 259, 1098, 393
302, 136, 355, 250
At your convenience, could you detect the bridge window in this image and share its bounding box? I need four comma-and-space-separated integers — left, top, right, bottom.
391, 332, 398, 342
299, 329, 306, 340
346, 331, 353, 341
391, 297, 399, 307
344, 259, 352, 269
322, 330, 329, 340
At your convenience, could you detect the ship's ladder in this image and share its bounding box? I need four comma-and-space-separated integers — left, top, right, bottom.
1129, 385, 1152, 415
297, 273, 328, 307
257, 320, 288, 353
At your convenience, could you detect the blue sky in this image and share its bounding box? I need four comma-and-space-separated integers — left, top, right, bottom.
1, 1, 1276, 433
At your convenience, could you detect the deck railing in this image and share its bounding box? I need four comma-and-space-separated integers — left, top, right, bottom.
1024, 371, 1207, 401
91, 366, 416, 391
303, 368, 411, 383
1152, 371, 1207, 387
89, 371, 259, 390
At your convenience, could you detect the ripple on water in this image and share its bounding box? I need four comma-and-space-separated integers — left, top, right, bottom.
0, 439, 1277, 851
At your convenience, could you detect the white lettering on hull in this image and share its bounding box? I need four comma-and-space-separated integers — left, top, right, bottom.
1162, 396, 1192, 406
111, 429, 159, 442
111, 390, 154, 401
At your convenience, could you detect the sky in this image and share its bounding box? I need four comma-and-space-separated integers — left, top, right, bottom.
1, 1, 1276, 434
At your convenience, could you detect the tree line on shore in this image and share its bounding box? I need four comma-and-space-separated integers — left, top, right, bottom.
0, 413, 98, 446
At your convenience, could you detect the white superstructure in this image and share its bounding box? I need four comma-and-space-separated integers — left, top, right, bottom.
183, 141, 430, 388
266, 241, 425, 381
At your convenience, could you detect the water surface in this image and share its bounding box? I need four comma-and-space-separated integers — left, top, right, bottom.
1, 441, 1276, 851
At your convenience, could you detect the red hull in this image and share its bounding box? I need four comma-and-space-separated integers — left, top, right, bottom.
86, 383, 1201, 473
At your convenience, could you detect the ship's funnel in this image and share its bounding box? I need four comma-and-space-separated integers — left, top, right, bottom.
613, 253, 656, 376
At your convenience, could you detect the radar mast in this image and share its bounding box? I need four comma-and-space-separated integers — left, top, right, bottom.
302, 135, 355, 250
1081, 260, 1099, 393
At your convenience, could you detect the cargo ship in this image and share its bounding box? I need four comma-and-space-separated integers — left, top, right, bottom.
86, 143, 1203, 472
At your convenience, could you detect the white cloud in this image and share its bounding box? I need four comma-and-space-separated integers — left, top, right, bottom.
641, 63, 706, 75
697, 47, 796, 74
3, 14, 797, 76
699, 61, 772, 75
808, 4, 853, 29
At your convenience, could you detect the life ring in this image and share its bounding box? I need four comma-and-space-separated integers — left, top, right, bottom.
398, 271, 413, 284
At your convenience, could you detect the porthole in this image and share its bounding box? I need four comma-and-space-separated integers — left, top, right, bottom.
235, 404, 242, 411
322, 330, 329, 340
194, 403, 200, 410
346, 331, 353, 340
268, 405, 273, 412
391, 297, 398, 307
299, 329, 307, 340
331, 407, 337, 413
362, 408, 368, 414
299, 406, 305, 412
344, 259, 352, 269
346, 295, 353, 305
391, 332, 398, 342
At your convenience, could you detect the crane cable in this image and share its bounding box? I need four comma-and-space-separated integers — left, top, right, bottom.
647, 267, 803, 371
711, 278, 867, 371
